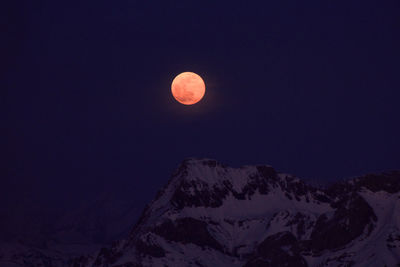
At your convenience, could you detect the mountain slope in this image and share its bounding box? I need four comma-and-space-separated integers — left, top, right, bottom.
78, 159, 400, 267
0, 189, 142, 267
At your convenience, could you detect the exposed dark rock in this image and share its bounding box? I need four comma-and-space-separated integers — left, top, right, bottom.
308, 194, 376, 252
256, 166, 277, 180
202, 159, 218, 167
93, 246, 123, 266
285, 213, 309, 239
152, 218, 223, 251
171, 179, 229, 208
136, 239, 165, 258
355, 171, 400, 193
245, 232, 308, 267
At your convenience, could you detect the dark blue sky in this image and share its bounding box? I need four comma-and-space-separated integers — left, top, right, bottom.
2, 0, 400, 222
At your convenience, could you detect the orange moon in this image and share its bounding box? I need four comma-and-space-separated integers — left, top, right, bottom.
171, 72, 205, 105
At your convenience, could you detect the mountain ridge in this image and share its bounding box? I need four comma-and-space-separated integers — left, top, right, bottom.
73, 158, 400, 267
1, 158, 399, 266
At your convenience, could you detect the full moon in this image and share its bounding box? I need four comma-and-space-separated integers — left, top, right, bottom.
171, 72, 205, 105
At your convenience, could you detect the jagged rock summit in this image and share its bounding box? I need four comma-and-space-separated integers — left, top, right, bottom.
75, 159, 400, 266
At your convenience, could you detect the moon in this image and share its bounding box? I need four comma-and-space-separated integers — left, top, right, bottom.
171, 72, 205, 105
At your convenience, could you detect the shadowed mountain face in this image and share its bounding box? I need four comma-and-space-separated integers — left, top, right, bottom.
2, 159, 400, 267
0, 189, 142, 267
74, 159, 400, 267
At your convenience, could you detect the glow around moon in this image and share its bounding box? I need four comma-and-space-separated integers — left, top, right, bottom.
171, 72, 205, 105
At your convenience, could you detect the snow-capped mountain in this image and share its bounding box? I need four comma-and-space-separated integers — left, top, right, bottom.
74, 158, 400, 267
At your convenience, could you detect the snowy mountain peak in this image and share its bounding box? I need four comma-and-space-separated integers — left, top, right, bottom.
147, 158, 322, 218
147, 159, 279, 211
2, 164, 399, 267
39, 160, 400, 267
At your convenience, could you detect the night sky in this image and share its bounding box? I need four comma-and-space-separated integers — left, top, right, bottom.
2, 0, 400, 233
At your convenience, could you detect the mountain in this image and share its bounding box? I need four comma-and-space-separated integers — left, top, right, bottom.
0, 189, 142, 267
73, 158, 400, 267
